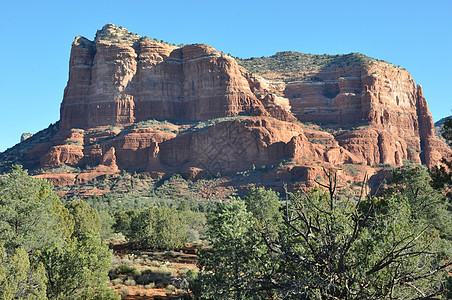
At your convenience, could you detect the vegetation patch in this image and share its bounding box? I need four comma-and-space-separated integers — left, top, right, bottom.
237, 52, 385, 79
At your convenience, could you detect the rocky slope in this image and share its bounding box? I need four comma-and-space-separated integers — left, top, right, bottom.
1, 24, 450, 192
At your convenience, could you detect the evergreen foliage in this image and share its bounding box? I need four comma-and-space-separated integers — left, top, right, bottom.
38, 232, 114, 299
126, 206, 188, 249
243, 186, 282, 238
195, 175, 452, 299
66, 199, 103, 238
0, 166, 119, 299
0, 165, 73, 251
2, 145, 451, 299
0, 244, 47, 300
430, 117, 452, 202
194, 200, 276, 299
236, 52, 391, 81
381, 165, 452, 241
441, 117, 452, 146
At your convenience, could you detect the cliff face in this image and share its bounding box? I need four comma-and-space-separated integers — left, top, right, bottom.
60, 24, 265, 131
3, 24, 449, 188
239, 53, 450, 168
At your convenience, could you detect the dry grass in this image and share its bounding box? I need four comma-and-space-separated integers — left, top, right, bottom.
110, 244, 198, 299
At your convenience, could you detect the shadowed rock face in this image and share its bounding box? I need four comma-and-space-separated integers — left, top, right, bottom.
1, 24, 449, 187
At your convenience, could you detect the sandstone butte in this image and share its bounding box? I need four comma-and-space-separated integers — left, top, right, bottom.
1, 24, 450, 192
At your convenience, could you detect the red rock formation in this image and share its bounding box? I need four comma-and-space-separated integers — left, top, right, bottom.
259, 94, 297, 122
75, 147, 119, 184
159, 117, 304, 175
335, 128, 408, 166
34, 172, 76, 186
40, 144, 84, 168
8, 24, 447, 188
59, 24, 266, 132
241, 55, 450, 168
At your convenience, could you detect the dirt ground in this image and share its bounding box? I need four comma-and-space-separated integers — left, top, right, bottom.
110, 243, 199, 299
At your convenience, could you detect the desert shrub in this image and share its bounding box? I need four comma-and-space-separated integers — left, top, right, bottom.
133, 119, 177, 131
90, 286, 121, 300
180, 116, 246, 133
145, 258, 153, 264
134, 258, 144, 264
135, 273, 152, 286
120, 258, 133, 266
158, 266, 177, 276
142, 266, 177, 276
186, 269, 199, 281
119, 286, 130, 296
164, 251, 180, 258
236, 52, 381, 79
116, 264, 138, 275
150, 260, 161, 267
340, 163, 361, 176
179, 266, 197, 276
111, 278, 124, 285
108, 233, 127, 243
144, 282, 156, 289
124, 277, 137, 286
165, 284, 177, 296
136, 268, 172, 286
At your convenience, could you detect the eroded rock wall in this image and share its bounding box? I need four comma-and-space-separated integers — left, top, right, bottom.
59, 25, 264, 131
12, 24, 449, 186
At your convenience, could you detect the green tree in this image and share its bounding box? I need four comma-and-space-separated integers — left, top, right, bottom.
66, 199, 102, 238
194, 200, 276, 299
0, 165, 73, 251
381, 165, 452, 240
97, 209, 115, 240
126, 206, 187, 249
0, 244, 47, 300
178, 208, 206, 243
430, 117, 452, 201
112, 210, 139, 238
0, 166, 119, 300
195, 176, 452, 299
127, 208, 157, 246
278, 188, 450, 299
38, 232, 114, 300
243, 186, 282, 239
153, 206, 187, 249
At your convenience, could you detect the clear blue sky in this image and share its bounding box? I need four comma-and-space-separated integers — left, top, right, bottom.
0, 0, 451, 152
